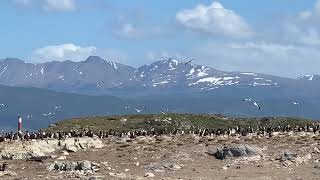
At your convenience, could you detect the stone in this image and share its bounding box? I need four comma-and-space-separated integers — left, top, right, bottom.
49, 160, 99, 172
156, 135, 172, 142
214, 144, 260, 159
0, 137, 104, 161
109, 172, 126, 178
144, 172, 155, 177
221, 166, 228, 170
64, 145, 78, 152
50, 155, 58, 159
164, 163, 182, 171
278, 151, 297, 162
91, 162, 100, 168
57, 156, 67, 160
61, 151, 69, 156
79, 160, 92, 171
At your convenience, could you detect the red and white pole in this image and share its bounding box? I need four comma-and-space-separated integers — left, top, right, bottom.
18, 117, 22, 134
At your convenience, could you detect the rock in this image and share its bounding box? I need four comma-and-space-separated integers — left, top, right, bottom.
278, 151, 297, 162
156, 135, 172, 142
61, 151, 69, 156
170, 164, 182, 170
109, 172, 126, 178
64, 144, 78, 152
47, 163, 56, 171
50, 155, 58, 159
65, 162, 77, 171
164, 163, 182, 171
27, 155, 50, 162
91, 162, 100, 168
0, 171, 17, 177
214, 144, 260, 159
79, 160, 92, 171
57, 156, 67, 160
49, 160, 99, 172
0, 137, 104, 160
221, 166, 228, 170
144, 172, 155, 177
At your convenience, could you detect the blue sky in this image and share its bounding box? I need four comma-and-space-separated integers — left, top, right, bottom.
1, 0, 320, 77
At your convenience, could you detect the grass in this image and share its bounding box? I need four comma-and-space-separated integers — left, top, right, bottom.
44, 114, 317, 133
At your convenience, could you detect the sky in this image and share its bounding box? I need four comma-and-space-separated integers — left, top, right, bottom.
1, 0, 320, 78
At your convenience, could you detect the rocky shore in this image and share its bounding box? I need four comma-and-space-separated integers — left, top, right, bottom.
0, 132, 318, 179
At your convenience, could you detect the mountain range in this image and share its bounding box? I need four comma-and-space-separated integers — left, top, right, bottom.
0, 56, 319, 98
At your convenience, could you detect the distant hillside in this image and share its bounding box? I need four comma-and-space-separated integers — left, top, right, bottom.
45, 114, 314, 133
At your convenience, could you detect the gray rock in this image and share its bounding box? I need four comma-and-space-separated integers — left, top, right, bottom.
49, 160, 97, 172
65, 162, 77, 171
214, 144, 259, 159
278, 152, 297, 162
79, 160, 92, 171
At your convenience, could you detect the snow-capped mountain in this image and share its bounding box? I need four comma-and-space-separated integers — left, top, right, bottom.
0, 56, 317, 97
133, 58, 283, 91
298, 74, 320, 81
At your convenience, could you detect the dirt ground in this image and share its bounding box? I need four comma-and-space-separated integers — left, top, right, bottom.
2, 133, 320, 180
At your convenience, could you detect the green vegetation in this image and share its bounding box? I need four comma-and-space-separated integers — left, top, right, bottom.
44, 114, 317, 133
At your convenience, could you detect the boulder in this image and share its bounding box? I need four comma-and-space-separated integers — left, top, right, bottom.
49, 160, 99, 172
0, 137, 104, 160
214, 144, 260, 159
79, 160, 92, 171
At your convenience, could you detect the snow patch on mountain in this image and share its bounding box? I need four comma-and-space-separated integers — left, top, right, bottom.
241, 72, 257, 76
0, 66, 8, 76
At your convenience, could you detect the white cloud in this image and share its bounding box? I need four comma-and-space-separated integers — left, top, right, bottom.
30, 43, 127, 63
43, 0, 76, 11
176, 1, 252, 38
194, 41, 320, 78
284, 0, 320, 45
